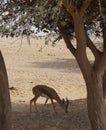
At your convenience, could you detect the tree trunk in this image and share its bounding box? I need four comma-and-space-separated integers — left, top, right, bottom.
0, 51, 12, 130
103, 17, 106, 99
62, 9, 106, 130
103, 70, 106, 99
85, 70, 106, 130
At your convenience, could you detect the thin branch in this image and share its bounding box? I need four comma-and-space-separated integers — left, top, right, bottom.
98, 0, 106, 22
80, 0, 92, 17
9, 37, 24, 44
16, 36, 23, 52
27, 35, 31, 46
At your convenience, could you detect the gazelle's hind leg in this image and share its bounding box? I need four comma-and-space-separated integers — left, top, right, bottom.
30, 94, 40, 112
44, 98, 49, 105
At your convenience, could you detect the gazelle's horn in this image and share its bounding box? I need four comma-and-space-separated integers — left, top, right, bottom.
62, 98, 65, 103
66, 97, 68, 101
66, 97, 69, 103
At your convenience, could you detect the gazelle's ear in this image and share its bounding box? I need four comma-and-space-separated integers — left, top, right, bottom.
66, 97, 69, 106
62, 98, 65, 103
66, 97, 68, 100
65, 97, 69, 113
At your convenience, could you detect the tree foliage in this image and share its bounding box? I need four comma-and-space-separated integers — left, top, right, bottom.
0, 0, 105, 41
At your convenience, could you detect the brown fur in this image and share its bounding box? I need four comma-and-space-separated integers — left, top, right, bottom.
30, 85, 69, 113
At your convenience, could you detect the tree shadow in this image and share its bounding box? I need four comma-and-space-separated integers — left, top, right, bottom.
28, 58, 81, 73
11, 98, 93, 130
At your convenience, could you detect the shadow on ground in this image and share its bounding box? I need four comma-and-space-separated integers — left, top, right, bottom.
12, 99, 93, 130
28, 58, 81, 73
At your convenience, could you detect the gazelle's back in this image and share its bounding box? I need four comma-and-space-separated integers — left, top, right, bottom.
32, 85, 60, 100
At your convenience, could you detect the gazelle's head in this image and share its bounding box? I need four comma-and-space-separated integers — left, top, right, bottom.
32, 87, 36, 95
61, 98, 69, 113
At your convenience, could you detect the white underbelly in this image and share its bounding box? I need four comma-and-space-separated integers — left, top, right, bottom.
41, 93, 49, 98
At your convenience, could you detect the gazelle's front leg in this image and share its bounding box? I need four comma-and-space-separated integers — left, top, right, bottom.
33, 99, 38, 112
30, 97, 35, 113
50, 99, 57, 113
41, 97, 49, 112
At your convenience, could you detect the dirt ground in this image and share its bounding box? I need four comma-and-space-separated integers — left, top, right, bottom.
0, 37, 104, 130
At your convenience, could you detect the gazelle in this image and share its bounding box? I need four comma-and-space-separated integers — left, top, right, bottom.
30, 85, 69, 113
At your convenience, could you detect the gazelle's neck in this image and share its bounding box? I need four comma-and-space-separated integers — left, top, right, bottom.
55, 95, 63, 105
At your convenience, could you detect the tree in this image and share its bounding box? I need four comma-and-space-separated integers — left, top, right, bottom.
0, 51, 12, 130
0, 0, 106, 130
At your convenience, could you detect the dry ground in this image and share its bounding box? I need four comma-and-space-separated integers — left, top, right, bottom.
0, 37, 103, 130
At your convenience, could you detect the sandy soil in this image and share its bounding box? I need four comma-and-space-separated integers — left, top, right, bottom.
0, 37, 100, 130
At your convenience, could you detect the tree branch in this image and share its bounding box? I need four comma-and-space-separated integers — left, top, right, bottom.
95, 51, 106, 74
62, 33, 76, 57
103, 23, 106, 51
58, 25, 76, 56
98, 0, 106, 22
62, 0, 77, 16
80, 0, 92, 17
85, 32, 101, 59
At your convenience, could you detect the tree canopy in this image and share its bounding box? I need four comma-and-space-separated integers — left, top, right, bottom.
0, 0, 105, 41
